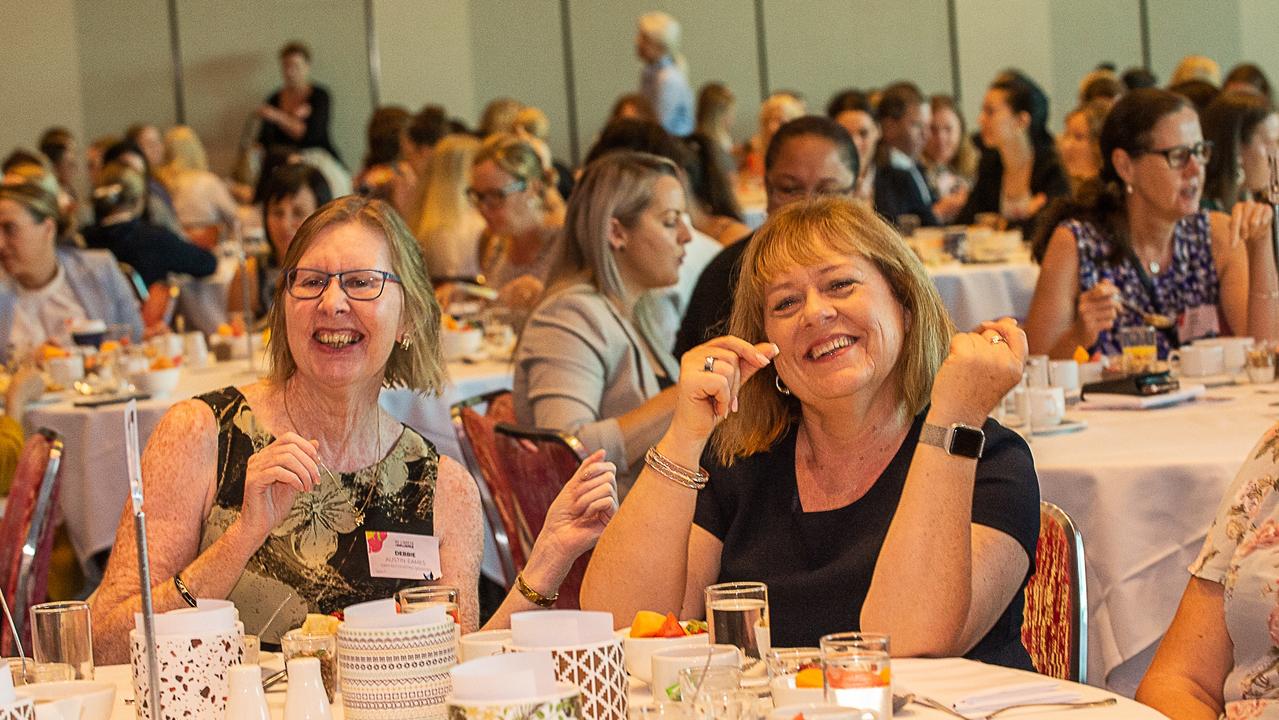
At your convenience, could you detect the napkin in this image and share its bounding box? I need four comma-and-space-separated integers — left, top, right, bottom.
509, 610, 614, 648
343, 598, 448, 629
1078, 383, 1205, 410
947, 680, 1080, 718
134, 597, 237, 636
450, 652, 560, 701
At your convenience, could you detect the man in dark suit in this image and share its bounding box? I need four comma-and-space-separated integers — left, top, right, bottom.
873, 81, 938, 228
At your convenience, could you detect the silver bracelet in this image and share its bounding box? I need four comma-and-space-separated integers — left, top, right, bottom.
645, 446, 709, 490
1251, 289, 1279, 299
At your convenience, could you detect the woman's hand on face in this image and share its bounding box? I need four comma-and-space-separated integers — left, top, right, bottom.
668, 337, 779, 446
1076, 279, 1121, 347
497, 275, 545, 311
931, 318, 1028, 425
537, 449, 618, 565
1230, 200, 1274, 249
236, 432, 320, 544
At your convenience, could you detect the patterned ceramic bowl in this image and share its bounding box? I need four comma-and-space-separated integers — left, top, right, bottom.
446, 682, 580, 720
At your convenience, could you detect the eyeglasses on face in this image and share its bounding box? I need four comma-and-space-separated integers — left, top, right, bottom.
465, 179, 527, 208
1137, 140, 1213, 170
285, 268, 402, 301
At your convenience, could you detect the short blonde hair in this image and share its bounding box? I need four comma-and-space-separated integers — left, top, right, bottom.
1171, 55, 1221, 87
265, 196, 446, 394
514, 107, 550, 141
711, 196, 955, 465
162, 125, 208, 173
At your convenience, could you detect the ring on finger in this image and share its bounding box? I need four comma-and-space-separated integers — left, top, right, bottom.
703, 355, 717, 373
987, 334, 1005, 346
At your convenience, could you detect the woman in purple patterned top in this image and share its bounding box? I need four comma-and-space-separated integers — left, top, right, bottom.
1025, 88, 1279, 359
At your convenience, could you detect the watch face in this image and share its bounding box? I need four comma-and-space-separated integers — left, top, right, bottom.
950, 426, 985, 458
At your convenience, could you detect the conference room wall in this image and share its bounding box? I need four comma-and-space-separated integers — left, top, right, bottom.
0, 1, 86, 174
1148, 0, 1241, 87
373, 0, 477, 134
173, 0, 372, 175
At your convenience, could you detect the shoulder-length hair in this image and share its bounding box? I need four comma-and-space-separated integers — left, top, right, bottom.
1202, 90, 1273, 209
265, 195, 446, 394
711, 196, 954, 465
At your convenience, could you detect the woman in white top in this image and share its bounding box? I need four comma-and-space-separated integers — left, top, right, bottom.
156, 126, 238, 242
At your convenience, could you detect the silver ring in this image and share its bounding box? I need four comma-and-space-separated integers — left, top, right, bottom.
703, 355, 716, 373
989, 334, 1005, 345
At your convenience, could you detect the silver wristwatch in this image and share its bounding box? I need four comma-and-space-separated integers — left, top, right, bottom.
920, 422, 986, 459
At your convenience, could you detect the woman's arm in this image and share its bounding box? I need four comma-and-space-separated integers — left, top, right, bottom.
1135, 577, 1232, 719
1211, 205, 1279, 343
1024, 225, 1119, 357
860, 319, 1028, 656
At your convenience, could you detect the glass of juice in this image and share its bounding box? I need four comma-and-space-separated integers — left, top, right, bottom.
1119, 325, 1157, 374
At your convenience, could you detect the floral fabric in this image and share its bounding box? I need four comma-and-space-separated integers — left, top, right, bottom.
1191, 423, 1279, 717
196, 387, 438, 642
1068, 210, 1220, 358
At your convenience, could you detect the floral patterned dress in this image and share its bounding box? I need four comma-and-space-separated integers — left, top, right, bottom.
1069, 210, 1221, 358
196, 387, 439, 643
1191, 423, 1279, 718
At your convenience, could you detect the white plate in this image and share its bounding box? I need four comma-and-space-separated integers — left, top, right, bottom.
1031, 418, 1088, 436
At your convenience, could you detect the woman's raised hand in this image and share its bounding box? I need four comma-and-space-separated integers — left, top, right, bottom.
1076, 279, 1121, 347
1230, 199, 1274, 249
236, 432, 320, 543
537, 449, 618, 564
668, 337, 778, 446
931, 318, 1028, 426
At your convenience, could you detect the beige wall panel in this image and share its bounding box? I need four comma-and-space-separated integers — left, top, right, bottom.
1045, 0, 1142, 128
1239, 0, 1279, 88
375, 0, 477, 126
954, 0, 1051, 131
1147, 0, 1241, 87
0, 0, 85, 163
175, 0, 372, 175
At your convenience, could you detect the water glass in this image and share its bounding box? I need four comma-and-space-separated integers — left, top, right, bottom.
630, 702, 693, 720
705, 582, 770, 664
819, 633, 890, 720
281, 629, 338, 702
29, 601, 94, 680
242, 634, 261, 666
678, 666, 745, 718
1119, 326, 1157, 374
766, 647, 824, 707
395, 585, 460, 625
1247, 347, 1275, 384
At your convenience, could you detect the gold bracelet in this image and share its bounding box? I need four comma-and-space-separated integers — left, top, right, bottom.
645, 446, 709, 490
515, 572, 558, 608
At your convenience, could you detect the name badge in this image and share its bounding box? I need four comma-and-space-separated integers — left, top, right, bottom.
366, 531, 442, 581
1177, 304, 1221, 343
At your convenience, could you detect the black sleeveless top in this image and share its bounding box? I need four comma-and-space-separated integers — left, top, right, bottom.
196, 387, 439, 642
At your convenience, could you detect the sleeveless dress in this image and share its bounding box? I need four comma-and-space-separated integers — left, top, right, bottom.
196, 387, 439, 642
1069, 210, 1221, 358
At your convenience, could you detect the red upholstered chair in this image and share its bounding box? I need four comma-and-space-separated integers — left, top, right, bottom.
450, 390, 521, 587
1021, 500, 1088, 682
0, 429, 64, 656
491, 424, 589, 608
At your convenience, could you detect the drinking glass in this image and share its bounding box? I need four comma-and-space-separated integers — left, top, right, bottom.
395, 585, 460, 625
630, 702, 692, 720
1119, 326, 1157, 374
705, 582, 770, 666
29, 601, 93, 680
766, 648, 824, 707
242, 634, 261, 666
1247, 346, 1275, 384
819, 633, 890, 720
280, 629, 337, 702
688, 688, 760, 720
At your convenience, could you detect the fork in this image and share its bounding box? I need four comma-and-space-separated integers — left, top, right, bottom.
1118, 298, 1174, 330
983, 698, 1117, 718
911, 694, 969, 718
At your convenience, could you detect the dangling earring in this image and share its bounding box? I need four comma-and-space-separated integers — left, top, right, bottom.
775, 374, 790, 395
399, 336, 411, 350
1125, 183, 1134, 194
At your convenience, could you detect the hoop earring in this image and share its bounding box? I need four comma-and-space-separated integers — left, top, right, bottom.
774, 374, 790, 395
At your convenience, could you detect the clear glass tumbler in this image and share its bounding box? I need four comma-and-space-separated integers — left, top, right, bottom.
29, 601, 93, 680
819, 632, 890, 720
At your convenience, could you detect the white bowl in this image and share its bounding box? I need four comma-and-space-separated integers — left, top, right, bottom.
441, 328, 484, 361
616, 626, 708, 682
16, 680, 116, 720
130, 366, 181, 398
459, 628, 513, 662
650, 643, 740, 699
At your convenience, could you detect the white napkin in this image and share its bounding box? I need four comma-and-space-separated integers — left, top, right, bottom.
135, 598, 238, 636
509, 610, 614, 648
1078, 383, 1205, 410
948, 680, 1080, 718
450, 651, 560, 701
342, 598, 448, 629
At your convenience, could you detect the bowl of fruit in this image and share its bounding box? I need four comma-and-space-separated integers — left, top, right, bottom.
617, 610, 709, 683
440, 315, 483, 361
129, 356, 181, 398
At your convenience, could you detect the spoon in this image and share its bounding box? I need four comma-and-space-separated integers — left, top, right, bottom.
1118, 298, 1175, 330
983, 697, 1117, 718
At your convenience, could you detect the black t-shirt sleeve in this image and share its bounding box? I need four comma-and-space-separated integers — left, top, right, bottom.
673, 239, 747, 358
971, 418, 1041, 576
302, 86, 332, 148
692, 446, 736, 541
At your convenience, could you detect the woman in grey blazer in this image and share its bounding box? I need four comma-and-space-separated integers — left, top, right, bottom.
514, 152, 693, 496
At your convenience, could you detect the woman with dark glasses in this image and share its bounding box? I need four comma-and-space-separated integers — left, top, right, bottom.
1026, 88, 1279, 359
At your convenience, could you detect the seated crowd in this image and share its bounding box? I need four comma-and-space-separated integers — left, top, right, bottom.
6, 30, 1279, 717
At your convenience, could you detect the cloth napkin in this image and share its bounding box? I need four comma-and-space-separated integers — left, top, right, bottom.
947, 679, 1080, 718
1078, 383, 1205, 410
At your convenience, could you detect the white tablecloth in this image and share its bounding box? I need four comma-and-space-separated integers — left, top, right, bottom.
26, 357, 512, 569
90, 656, 1158, 720
1030, 382, 1277, 693
927, 260, 1040, 331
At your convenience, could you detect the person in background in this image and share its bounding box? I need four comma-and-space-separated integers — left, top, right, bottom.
515, 152, 690, 497
683, 132, 750, 246
86, 135, 120, 188
1170, 55, 1221, 88
395, 104, 449, 224
636, 11, 694, 137
874, 81, 937, 227
826, 89, 880, 202
257, 41, 341, 166
1223, 62, 1273, 102
924, 95, 979, 224
1077, 69, 1125, 107
414, 134, 486, 283
156, 125, 239, 246
1201, 91, 1279, 212
956, 71, 1069, 230
38, 127, 83, 223
0, 171, 142, 361
1123, 67, 1159, 91
103, 139, 186, 240
1058, 99, 1110, 195
609, 93, 659, 125
257, 162, 332, 316
125, 123, 166, 171
674, 116, 859, 358
470, 133, 565, 319
88, 195, 618, 661
354, 106, 411, 201
1025, 88, 1279, 359
478, 97, 522, 137
583, 196, 1039, 668
1170, 79, 1221, 118
695, 82, 738, 182
514, 105, 575, 201
741, 93, 807, 185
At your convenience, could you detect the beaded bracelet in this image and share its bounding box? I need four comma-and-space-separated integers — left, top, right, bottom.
645, 446, 709, 490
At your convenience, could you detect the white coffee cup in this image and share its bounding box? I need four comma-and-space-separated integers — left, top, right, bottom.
1048, 360, 1080, 394
1079, 360, 1104, 385
46, 355, 84, 388
1170, 345, 1226, 377
1025, 355, 1050, 388
1027, 386, 1065, 430
1193, 337, 1252, 373
457, 629, 511, 662
183, 332, 210, 368
650, 644, 739, 699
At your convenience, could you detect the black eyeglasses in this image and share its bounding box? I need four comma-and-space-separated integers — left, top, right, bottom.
1137, 140, 1213, 170
465, 179, 527, 208
285, 268, 402, 301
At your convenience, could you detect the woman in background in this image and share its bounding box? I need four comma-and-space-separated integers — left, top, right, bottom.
636, 11, 694, 137
827, 89, 880, 202
414, 134, 486, 282
924, 95, 979, 223
156, 125, 239, 245
1201, 91, 1279, 212
1058, 99, 1110, 195
257, 41, 341, 166
696, 82, 738, 182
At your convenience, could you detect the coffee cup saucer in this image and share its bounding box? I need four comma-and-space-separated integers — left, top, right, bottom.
1030, 418, 1088, 436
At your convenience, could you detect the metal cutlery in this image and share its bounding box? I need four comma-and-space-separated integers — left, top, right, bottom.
983, 697, 1117, 718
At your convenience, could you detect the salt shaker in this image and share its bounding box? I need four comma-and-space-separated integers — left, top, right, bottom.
283, 657, 333, 720
226, 665, 271, 720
